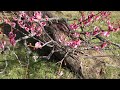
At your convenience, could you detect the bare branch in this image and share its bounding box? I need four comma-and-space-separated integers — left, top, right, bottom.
0, 60, 8, 74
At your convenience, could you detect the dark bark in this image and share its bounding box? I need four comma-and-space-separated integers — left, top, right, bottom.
42, 11, 86, 78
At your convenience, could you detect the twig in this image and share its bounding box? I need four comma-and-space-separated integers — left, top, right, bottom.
40, 47, 55, 60
24, 40, 31, 79
56, 52, 69, 74
0, 60, 8, 74
41, 40, 53, 48
12, 50, 25, 67
105, 64, 120, 69
0, 53, 8, 74
96, 35, 120, 48
16, 33, 36, 43
83, 55, 120, 59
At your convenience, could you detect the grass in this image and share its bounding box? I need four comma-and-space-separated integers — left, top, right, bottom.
0, 45, 77, 79
0, 11, 120, 79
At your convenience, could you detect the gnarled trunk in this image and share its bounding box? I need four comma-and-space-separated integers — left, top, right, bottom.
41, 11, 110, 79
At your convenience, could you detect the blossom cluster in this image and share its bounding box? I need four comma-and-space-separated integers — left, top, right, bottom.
0, 11, 120, 51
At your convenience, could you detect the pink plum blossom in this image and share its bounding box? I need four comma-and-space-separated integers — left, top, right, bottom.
9, 32, 16, 46
35, 42, 42, 49
34, 11, 42, 20
101, 31, 110, 37
101, 42, 107, 48
10, 22, 16, 28
85, 32, 91, 37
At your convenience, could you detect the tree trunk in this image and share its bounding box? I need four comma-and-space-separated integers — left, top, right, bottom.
43, 11, 119, 79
